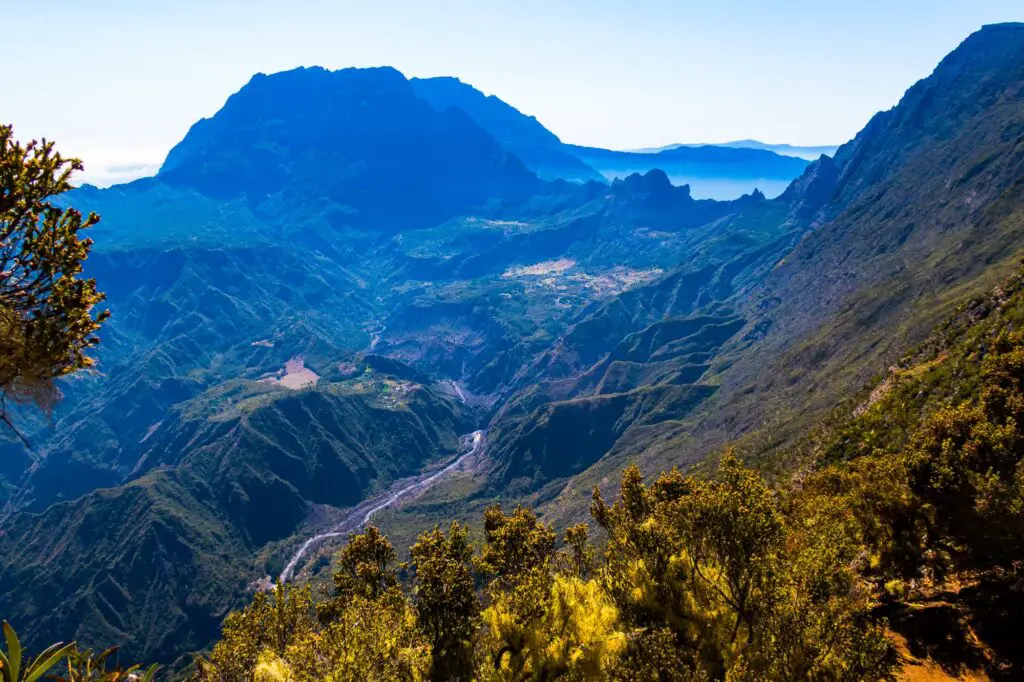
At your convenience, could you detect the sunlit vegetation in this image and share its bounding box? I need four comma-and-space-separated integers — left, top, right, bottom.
187, 464, 899, 680
4, 25, 1024, 680
182, 269, 1024, 680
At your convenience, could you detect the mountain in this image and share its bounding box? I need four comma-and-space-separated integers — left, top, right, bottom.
160, 66, 540, 230
4, 23, 1024, 672
636, 140, 840, 160
410, 76, 603, 182
485, 21, 1024, 522
373, 170, 756, 395
715, 139, 839, 159
0, 64, 772, 665
563, 143, 811, 199
408, 75, 811, 198
0, 374, 471, 668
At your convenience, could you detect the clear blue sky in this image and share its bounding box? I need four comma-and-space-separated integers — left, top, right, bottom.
6, 0, 1021, 185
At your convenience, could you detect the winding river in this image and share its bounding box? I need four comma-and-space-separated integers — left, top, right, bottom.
278, 429, 485, 583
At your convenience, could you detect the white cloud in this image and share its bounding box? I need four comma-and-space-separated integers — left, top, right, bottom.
70, 150, 164, 188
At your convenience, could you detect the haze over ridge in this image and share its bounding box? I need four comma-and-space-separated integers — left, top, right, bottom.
7, 1, 1020, 185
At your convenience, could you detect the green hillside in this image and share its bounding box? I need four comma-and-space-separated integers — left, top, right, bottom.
2, 22, 1024, 681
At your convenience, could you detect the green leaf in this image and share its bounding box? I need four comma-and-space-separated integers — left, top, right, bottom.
2, 623, 20, 682
24, 642, 74, 682
140, 662, 160, 682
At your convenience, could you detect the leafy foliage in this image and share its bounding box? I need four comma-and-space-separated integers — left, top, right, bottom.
194, 456, 903, 682
410, 522, 478, 682
193, 583, 315, 682
327, 524, 399, 601
476, 505, 557, 583
803, 267, 1024, 587
193, 531, 430, 682
52, 647, 159, 682
591, 459, 895, 681
0, 621, 155, 682
0, 621, 73, 682
0, 125, 108, 438
287, 592, 429, 682
479, 573, 626, 681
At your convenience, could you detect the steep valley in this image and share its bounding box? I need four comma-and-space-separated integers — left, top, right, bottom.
2, 23, 1024, 674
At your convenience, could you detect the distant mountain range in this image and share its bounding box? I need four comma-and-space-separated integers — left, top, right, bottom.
633, 139, 840, 160
563, 143, 811, 199
4, 22, 1024, 673
406, 77, 812, 198
80, 71, 820, 200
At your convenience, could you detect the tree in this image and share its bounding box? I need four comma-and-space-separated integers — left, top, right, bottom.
328, 525, 398, 601
561, 524, 594, 580
193, 583, 314, 682
592, 459, 896, 680
410, 522, 479, 682
476, 505, 557, 584
193, 539, 429, 682
287, 593, 430, 682
0, 125, 108, 442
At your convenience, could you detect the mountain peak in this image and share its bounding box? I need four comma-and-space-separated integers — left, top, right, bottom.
822, 21, 1024, 211
157, 66, 538, 228
611, 168, 679, 196
244, 64, 407, 87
